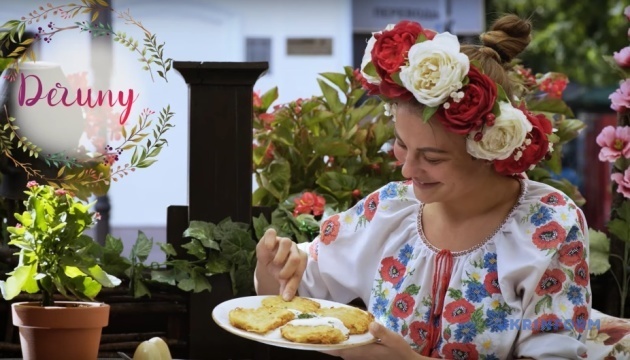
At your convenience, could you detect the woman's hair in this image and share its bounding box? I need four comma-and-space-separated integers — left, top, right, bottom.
461, 14, 533, 100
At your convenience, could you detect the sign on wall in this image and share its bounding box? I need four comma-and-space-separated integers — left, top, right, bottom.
352, 0, 484, 35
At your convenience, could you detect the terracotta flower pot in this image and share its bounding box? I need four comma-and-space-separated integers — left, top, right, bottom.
11, 301, 110, 360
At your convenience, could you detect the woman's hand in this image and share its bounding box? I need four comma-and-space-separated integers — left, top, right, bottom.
254, 228, 307, 300
322, 322, 425, 360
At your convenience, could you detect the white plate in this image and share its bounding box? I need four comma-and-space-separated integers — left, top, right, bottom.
212, 295, 377, 351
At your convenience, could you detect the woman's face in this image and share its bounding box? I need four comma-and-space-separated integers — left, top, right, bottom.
393, 102, 493, 204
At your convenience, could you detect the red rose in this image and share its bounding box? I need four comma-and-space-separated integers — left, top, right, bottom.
391, 293, 415, 318
494, 109, 552, 175
535, 268, 566, 296
371, 21, 434, 99
354, 68, 380, 95
438, 66, 497, 135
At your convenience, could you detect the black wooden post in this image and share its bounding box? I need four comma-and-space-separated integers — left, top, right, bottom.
173, 62, 268, 360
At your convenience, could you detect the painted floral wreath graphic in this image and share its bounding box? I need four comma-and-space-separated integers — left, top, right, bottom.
0, 0, 174, 199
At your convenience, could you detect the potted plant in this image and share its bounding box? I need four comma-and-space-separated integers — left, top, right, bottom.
0, 181, 121, 360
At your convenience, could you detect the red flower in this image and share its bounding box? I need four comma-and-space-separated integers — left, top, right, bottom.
483, 272, 501, 295
558, 241, 584, 266
535, 269, 566, 296
354, 68, 380, 96
538, 73, 568, 98
364, 192, 380, 221
438, 66, 497, 135
293, 192, 326, 217
540, 192, 567, 206
443, 299, 475, 324
252, 91, 262, 108
371, 21, 434, 99
575, 260, 590, 287
494, 108, 553, 175
532, 313, 564, 334
532, 221, 566, 250
392, 293, 415, 318
320, 214, 341, 245
442, 342, 479, 360
409, 321, 431, 346
572, 305, 589, 332
379, 256, 406, 285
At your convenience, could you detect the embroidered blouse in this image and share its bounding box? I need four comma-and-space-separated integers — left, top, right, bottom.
297, 179, 591, 359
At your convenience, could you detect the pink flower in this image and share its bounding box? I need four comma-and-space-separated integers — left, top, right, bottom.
26, 181, 39, 188
94, 212, 102, 220
612, 168, 630, 199
610, 79, 630, 112
625, 5, 630, 20
613, 47, 630, 68
596, 125, 630, 162
54, 189, 67, 196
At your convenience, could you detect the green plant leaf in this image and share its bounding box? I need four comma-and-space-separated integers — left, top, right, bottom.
181, 239, 207, 260
150, 269, 177, 286
588, 229, 611, 275
252, 213, 270, 240
130, 231, 153, 263
317, 78, 344, 114
0, 264, 37, 300
184, 221, 218, 250
320, 72, 349, 93
205, 252, 231, 274
158, 242, 177, 257
527, 98, 575, 118
221, 229, 256, 265
422, 106, 438, 122
260, 158, 291, 201
260, 86, 279, 110
607, 218, 630, 243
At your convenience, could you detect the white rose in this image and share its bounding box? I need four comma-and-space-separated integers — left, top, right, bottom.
466, 102, 533, 160
398, 32, 469, 107
360, 24, 395, 85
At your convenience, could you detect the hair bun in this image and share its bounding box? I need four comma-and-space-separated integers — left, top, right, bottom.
480, 14, 532, 63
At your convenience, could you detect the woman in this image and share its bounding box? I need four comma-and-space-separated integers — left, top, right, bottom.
255, 14, 590, 359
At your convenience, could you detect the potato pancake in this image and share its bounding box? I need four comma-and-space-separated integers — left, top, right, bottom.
228, 306, 295, 334
315, 306, 374, 334
261, 295, 321, 313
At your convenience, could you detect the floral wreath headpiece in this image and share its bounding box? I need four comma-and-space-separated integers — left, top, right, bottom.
357, 20, 554, 176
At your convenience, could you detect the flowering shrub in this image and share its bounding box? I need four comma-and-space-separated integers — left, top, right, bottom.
590, 5, 630, 317
252, 66, 403, 242
0, 182, 120, 306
